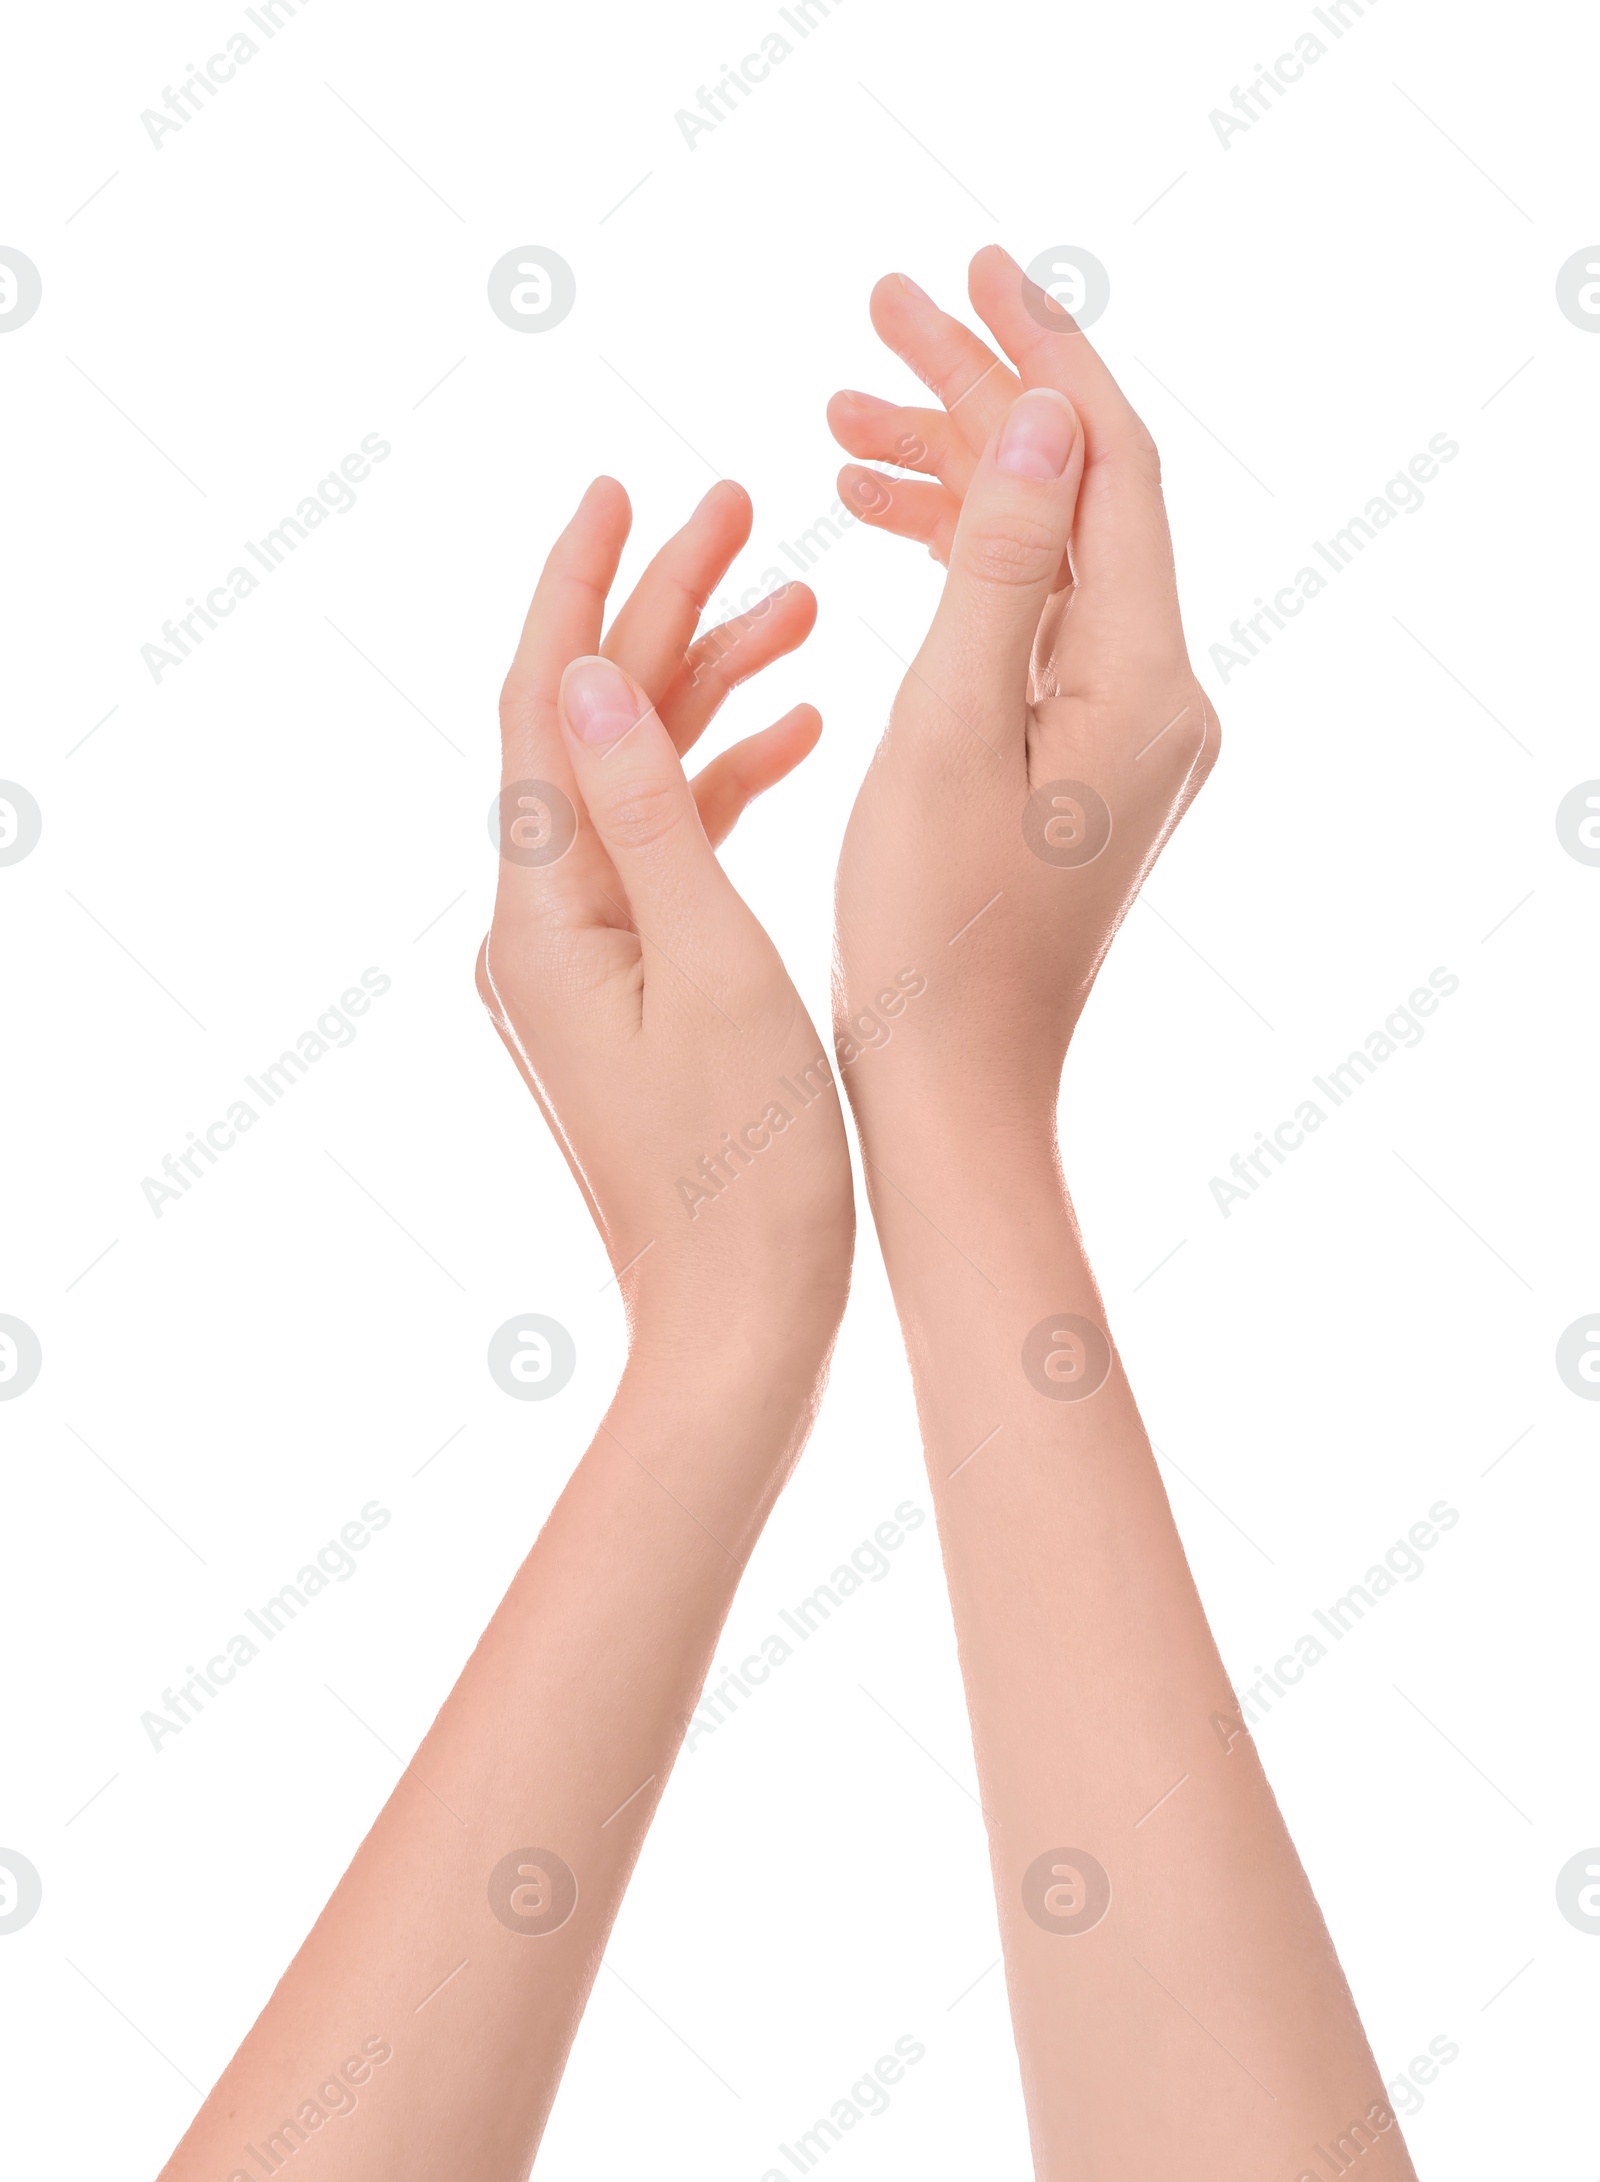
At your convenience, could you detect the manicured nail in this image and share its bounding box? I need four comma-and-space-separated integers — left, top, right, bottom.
995, 388, 1079, 481
896, 273, 932, 305
561, 656, 639, 746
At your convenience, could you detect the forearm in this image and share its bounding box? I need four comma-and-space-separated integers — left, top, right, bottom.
158, 1334, 829, 2182
864, 1127, 1412, 2180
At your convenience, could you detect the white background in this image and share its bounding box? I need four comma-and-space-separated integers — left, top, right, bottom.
2, 0, 1597, 2175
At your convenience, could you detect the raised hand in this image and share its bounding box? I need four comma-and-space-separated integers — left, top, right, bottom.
826, 247, 1218, 1148
479, 476, 853, 1357
823, 257, 1412, 2182
159, 481, 855, 2182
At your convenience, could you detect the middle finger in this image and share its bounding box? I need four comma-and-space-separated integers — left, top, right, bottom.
867, 271, 1020, 452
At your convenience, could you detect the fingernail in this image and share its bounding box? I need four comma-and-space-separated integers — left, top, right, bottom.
896, 273, 932, 305
839, 388, 893, 410
996, 388, 1079, 481
561, 656, 639, 746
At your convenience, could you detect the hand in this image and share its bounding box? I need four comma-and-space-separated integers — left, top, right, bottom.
826, 247, 1219, 1156
478, 477, 853, 1362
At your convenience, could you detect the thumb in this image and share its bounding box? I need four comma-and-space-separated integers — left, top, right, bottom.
915, 387, 1084, 738
557, 653, 739, 950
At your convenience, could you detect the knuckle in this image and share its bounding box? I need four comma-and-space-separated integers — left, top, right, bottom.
600, 776, 687, 852
961, 510, 1062, 590
498, 671, 540, 731
1127, 420, 1163, 483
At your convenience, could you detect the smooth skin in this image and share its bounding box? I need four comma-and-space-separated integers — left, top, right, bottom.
155, 251, 1411, 2182
156, 480, 853, 2182
825, 244, 1414, 2181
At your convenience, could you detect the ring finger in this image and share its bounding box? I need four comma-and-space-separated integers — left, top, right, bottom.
826, 391, 978, 496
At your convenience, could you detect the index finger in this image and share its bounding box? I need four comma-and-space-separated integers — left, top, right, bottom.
493, 477, 632, 930
967, 247, 1187, 662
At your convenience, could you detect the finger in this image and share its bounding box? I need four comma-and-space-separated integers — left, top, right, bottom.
826, 390, 977, 496
917, 387, 1086, 736
500, 477, 631, 784
601, 478, 752, 699
837, 465, 961, 565
868, 273, 1019, 454
691, 705, 822, 849
968, 245, 1155, 457
659, 582, 817, 753
494, 480, 635, 935
966, 247, 1187, 662
557, 654, 745, 960
834, 397, 1070, 592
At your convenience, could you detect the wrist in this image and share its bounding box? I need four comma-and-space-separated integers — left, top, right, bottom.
624, 1258, 846, 1401
859, 1129, 1089, 1316
602, 1312, 841, 1557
